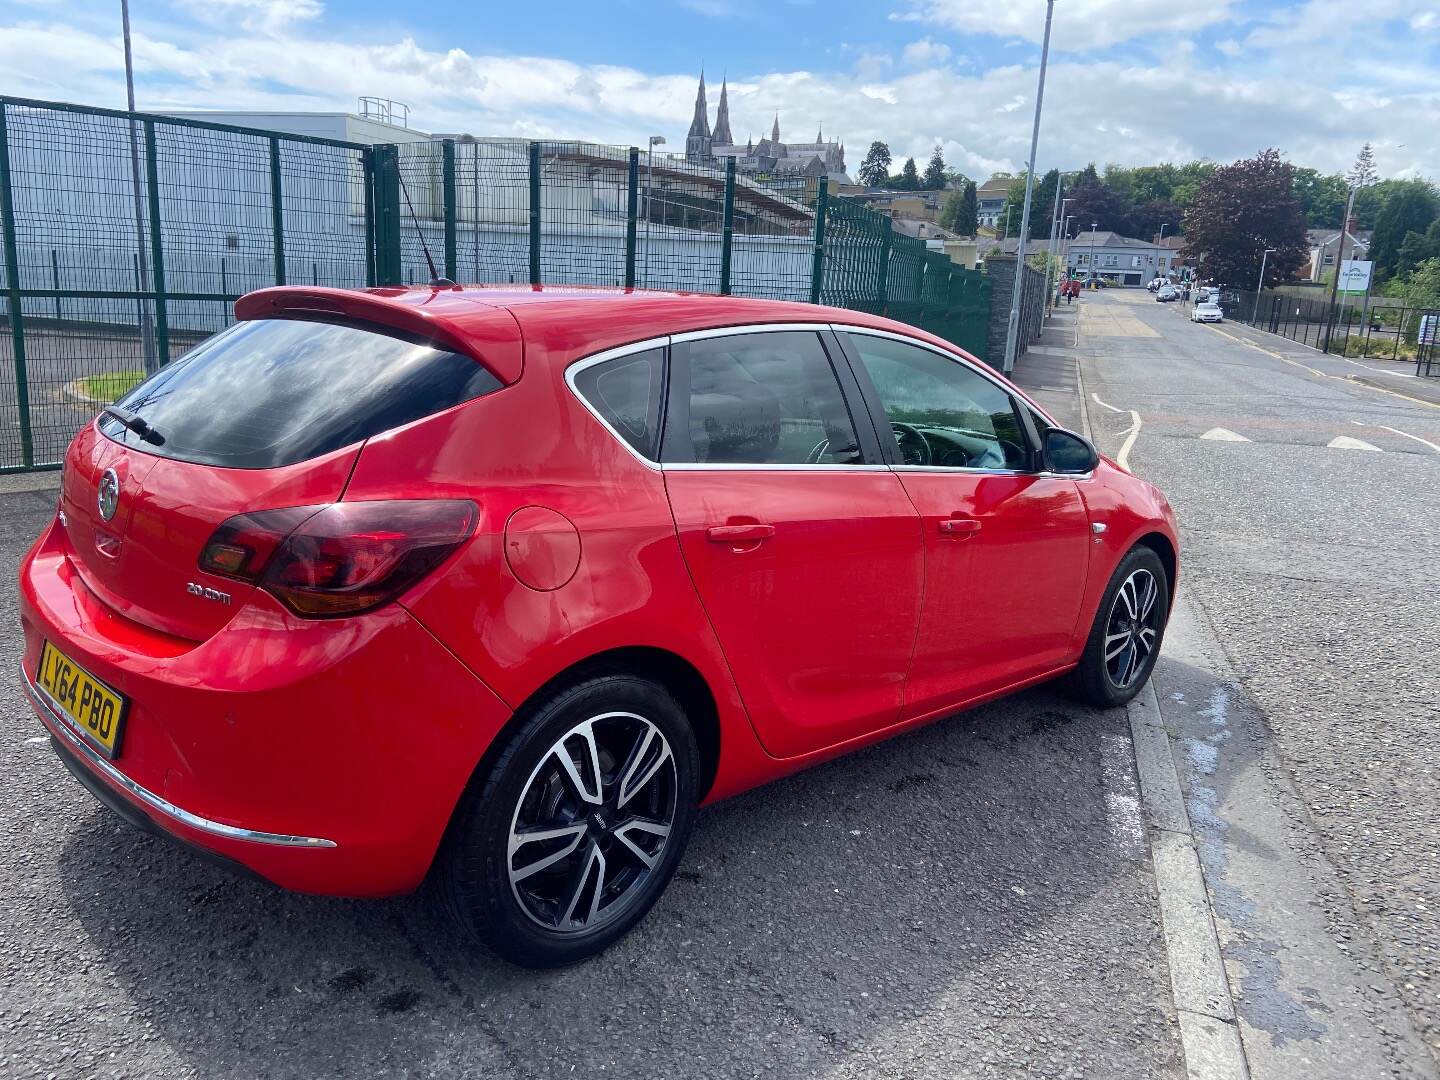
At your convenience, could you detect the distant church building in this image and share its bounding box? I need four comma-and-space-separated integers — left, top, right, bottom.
684, 71, 847, 180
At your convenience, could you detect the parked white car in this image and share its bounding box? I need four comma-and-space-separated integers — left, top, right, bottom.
1191, 302, 1224, 323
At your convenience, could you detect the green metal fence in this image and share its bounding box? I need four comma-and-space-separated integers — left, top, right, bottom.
0, 95, 993, 473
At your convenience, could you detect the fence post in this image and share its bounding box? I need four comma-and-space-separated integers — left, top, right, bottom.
0, 102, 34, 468
719, 159, 736, 296
50, 249, 61, 321
268, 136, 285, 285
442, 139, 457, 281
362, 148, 376, 287
372, 145, 402, 286
876, 216, 893, 314
142, 120, 169, 366
623, 149, 639, 289
808, 177, 829, 305
528, 142, 542, 286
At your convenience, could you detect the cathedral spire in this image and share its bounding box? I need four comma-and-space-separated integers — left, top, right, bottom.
685, 69, 712, 161
713, 77, 733, 146
687, 70, 711, 141
771, 113, 780, 143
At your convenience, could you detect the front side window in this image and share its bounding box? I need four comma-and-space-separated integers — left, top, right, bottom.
665, 332, 863, 466
845, 333, 1029, 471
572, 348, 664, 459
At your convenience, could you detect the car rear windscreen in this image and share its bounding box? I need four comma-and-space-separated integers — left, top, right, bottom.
98, 317, 503, 469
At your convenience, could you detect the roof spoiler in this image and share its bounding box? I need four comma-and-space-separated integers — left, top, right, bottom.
234, 287, 524, 384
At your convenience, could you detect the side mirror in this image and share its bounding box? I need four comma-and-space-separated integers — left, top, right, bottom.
1043, 428, 1099, 474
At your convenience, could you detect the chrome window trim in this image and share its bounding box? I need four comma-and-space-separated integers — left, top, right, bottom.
564, 335, 671, 472
661, 463, 890, 472
670, 322, 832, 344
23, 671, 338, 849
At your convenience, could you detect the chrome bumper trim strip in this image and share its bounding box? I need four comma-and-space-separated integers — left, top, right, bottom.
23, 670, 337, 849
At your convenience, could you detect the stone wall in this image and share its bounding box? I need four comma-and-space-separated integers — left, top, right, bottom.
985, 254, 1048, 369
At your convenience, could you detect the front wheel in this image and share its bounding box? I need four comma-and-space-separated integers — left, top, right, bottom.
439, 674, 699, 968
1072, 546, 1169, 708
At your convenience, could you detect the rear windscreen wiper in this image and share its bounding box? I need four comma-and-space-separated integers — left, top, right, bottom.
102, 404, 165, 446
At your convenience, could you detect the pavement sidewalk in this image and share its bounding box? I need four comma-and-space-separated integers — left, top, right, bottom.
1008, 303, 1088, 435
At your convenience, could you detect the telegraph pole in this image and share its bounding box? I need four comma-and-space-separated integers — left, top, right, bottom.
1002, 0, 1056, 374
1321, 184, 1357, 353
121, 0, 159, 374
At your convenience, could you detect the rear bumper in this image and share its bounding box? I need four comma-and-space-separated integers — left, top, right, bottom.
19, 518, 513, 897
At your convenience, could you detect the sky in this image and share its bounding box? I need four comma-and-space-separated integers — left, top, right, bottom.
1, 0, 1437, 181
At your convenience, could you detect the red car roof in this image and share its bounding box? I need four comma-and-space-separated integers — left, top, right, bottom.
236, 285, 987, 387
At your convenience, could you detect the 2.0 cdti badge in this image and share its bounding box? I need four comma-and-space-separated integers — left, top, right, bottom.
20, 285, 1178, 968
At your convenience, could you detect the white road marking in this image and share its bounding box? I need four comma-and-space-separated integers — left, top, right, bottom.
1327, 435, 1383, 451
1354, 422, 1440, 454
1199, 428, 1251, 442
1116, 410, 1143, 470
1091, 392, 1125, 414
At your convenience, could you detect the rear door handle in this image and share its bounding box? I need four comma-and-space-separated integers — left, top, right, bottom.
938, 517, 981, 537
706, 523, 776, 543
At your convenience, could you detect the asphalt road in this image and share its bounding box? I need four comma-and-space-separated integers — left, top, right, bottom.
0, 471, 1182, 1078
1080, 289, 1440, 1077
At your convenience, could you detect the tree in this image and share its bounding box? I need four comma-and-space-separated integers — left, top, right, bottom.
957, 180, 978, 235
1181, 149, 1309, 288
858, 141, 892, 188
1385, 257, 1440, 312
1066, 175, 1133, 236
1347, 143, 1378, 189
1292, 168, 1349, 228
1132, 199, 1182, 242
1396, 219, 1440, 277
1370, 184, 1439, 280
923, 144, 947, 190
892, 156, 921, 191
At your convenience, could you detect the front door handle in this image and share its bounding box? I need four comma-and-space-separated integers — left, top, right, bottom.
706, 523, 776, 544
938, 517, 981, 537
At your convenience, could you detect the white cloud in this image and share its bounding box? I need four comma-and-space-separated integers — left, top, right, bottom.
0, 6, 1437, 182
1215, 39, 1244, 57
174, 0, 322, 36
901, 37, 951, 66
898, 0, 1238, 50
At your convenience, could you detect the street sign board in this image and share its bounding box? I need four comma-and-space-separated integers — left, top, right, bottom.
1338, 260, 1373, 295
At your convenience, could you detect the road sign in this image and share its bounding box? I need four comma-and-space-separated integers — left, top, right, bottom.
1338, 260, 1372, 295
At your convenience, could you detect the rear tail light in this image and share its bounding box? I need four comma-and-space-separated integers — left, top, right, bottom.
199, 500, 477, 618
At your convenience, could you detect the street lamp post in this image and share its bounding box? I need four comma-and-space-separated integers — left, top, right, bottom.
1046, 193, 1071, 308
1322, 184, 1358, 352
1158, 222, 1170, 244
643, 135, 665, 287
120, 0, 159, 375
1088, 221, 1098, 286
1252, 247, 1276, 325
1001, 0, 1057, 374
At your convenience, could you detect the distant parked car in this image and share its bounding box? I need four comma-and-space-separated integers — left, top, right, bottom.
1156, 286, 1179, 302
1191, 302, 1224, 323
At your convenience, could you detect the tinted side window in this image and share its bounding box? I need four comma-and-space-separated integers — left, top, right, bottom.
98, 318, 503, 469
572, 348, 665, 459
667, 332, 863, 466
846, 334, 1028, 470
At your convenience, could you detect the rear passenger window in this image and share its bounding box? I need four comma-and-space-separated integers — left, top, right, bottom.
572, 348, 665, 459
665, 332, 863, 466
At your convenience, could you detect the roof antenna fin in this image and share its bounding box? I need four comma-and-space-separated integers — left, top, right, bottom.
397, 164, 456, 288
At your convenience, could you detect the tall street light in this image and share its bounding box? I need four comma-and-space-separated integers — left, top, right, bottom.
643, 135, 665, 287
1252, 247, 1276, 325
1046, 192, 1071, 307
1001, 0, 1057, 374
1158, 222, 1170, 244
1088, 221, 1098, 286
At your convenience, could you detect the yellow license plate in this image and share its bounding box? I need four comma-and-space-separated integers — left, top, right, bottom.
36, 641, 128, 759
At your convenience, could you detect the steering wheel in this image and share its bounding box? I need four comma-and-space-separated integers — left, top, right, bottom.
891, 422, 931, 466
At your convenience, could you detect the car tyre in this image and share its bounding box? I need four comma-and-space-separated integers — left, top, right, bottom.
1071, 546, 1170, 708
439, 673, 700, 968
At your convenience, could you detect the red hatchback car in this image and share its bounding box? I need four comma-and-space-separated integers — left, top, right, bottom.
20, 286, 1178, 967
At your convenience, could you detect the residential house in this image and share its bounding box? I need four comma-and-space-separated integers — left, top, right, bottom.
1061, 231, 1177, 286
975, 177, 1012, 230
1305, 228, 1371, 282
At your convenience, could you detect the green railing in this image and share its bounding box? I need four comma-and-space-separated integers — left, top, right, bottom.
0, 95, 992, 472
